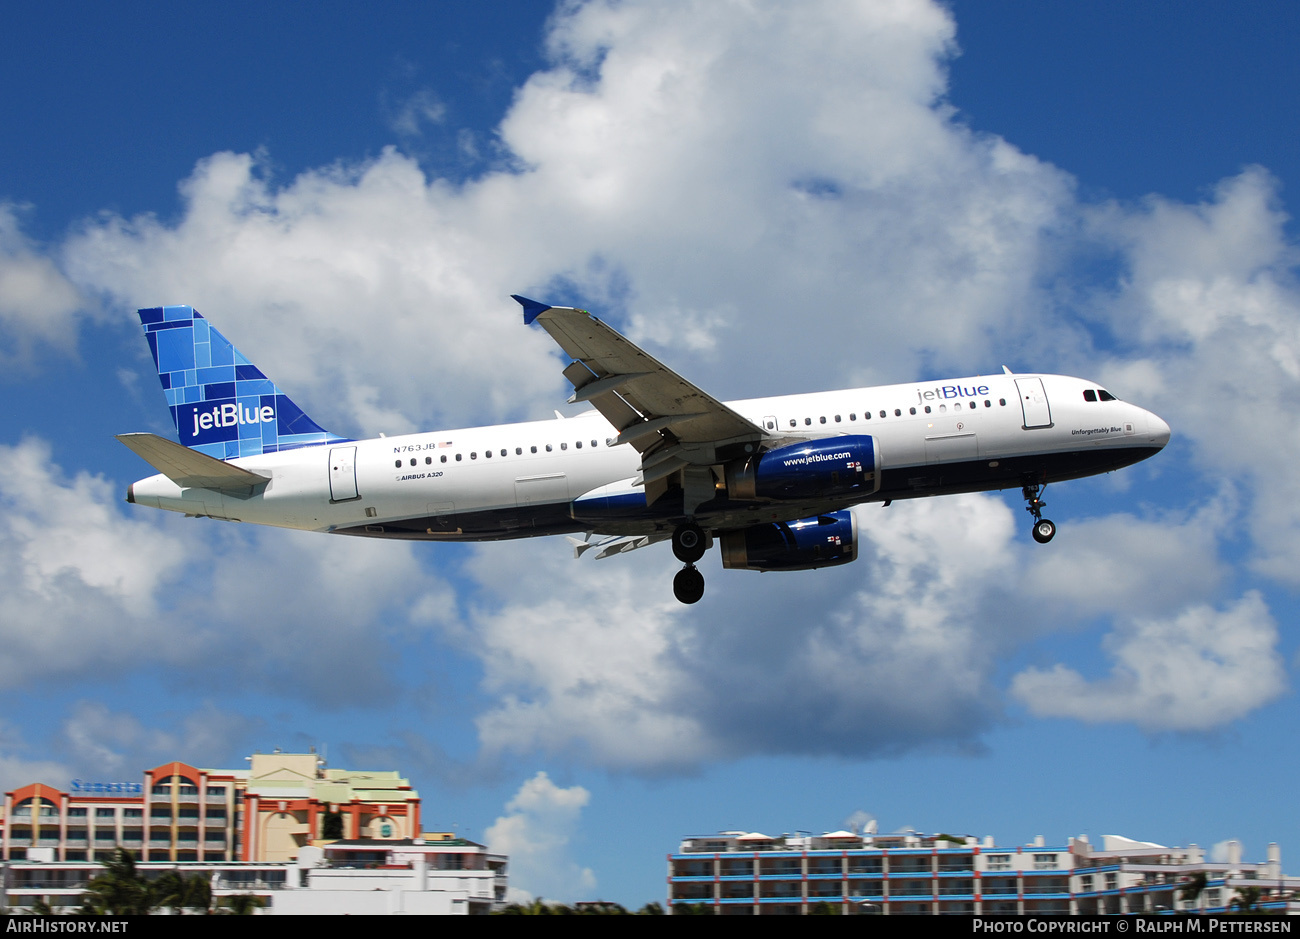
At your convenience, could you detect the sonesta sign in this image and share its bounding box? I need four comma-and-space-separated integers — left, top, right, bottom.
70, 780, 143, 794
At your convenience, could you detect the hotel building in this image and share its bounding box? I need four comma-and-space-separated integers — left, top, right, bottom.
668, 829, 1300, 914
1, 750, 420, 863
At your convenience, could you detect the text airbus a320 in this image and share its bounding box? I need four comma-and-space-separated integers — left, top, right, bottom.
119, 297, 1170, 603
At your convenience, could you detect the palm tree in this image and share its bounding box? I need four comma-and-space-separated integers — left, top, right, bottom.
1231, 887, 1263, 913
153, 871, 212, 914
81, 849, 154, 915
220, 893, 265, 915
495, 897, 574, 914
1178, 871, 1208, 910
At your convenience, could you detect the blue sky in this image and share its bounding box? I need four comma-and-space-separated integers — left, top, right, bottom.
2, 0, 1299, 906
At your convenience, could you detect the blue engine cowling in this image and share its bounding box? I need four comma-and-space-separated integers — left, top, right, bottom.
726, 435, 880, 501
719, 510, 858, 571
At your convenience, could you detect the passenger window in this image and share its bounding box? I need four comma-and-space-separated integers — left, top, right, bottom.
485, 449, 492, 458
984, 400, 991, 407
546, 444, 553, 452
819, 416, 826, 424
455, 453, 462, 461
531, 446, 537, 453
908, 407, 916, 415
850, 413, 857, 421
561, 442, 568, 450
804, 417, 812, 426
894, 409, 901, 417
441, 455, 447, 463
394, 460, 401, 468
968, 401, 976, 409
591, 440, 598, 447
924, 406, 931, 414
999, 398, 1006, 406
425, 457, 432, 465
500, 449, 507, 457
516, 447, 522, 455
879, 410, 886, 418
471, 452, 477, 459
789, 419, 797, 428
576, 441, 582, 448
1083, 389, 1097, 402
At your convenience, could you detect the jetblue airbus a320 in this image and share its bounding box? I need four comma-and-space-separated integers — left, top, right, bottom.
119, 298, 1170, 603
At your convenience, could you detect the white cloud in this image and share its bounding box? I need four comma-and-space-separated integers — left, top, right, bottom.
0, 439, 189, 684
55, 701, 259, 777
0, 436, 450, 704
0, 205, 87, 360
1010, 592, 1285, 731
17, 0, 1300, 761
0, 719, 71, 793
386, 88, 447, 138
484, 771, 596, 902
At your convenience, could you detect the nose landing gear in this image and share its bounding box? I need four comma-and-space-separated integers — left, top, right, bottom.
672, 522, 708, 603
1022, 481, 1056, 544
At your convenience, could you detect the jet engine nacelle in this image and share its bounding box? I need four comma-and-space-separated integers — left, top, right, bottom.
719, 510, 858, 572
726, 435, 880, 501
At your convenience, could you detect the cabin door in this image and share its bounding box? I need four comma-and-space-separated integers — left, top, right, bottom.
329, 446, 360, 501
1015, 378, 1053, 429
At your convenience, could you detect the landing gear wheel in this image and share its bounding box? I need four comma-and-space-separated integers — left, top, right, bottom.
1021, 479, 1056, 545
672, 522, 707, 563
673, 565, 705, 604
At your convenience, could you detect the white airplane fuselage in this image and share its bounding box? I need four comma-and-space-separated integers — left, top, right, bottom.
129, 372, 1170, 544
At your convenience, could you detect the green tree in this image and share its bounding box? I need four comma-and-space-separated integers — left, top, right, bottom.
322, 811, 344, 840
637, 901, 665, 914
153, 870, 212, 915
81, 848, 154, 915
1178, 871, 1208, 909
1231, 886, 1263, 914
220, 893, 265, 915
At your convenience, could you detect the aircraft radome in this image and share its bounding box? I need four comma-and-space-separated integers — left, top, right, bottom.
119, 298, 1170, 603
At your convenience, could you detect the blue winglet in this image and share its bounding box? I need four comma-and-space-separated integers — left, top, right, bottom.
512, 295, 551, 326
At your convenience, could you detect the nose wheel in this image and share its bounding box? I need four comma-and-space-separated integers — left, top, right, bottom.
672, 523, 708, 603
1022, 481, 1056, 544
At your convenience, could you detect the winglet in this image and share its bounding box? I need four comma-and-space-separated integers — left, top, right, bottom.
512, 295, 551, 326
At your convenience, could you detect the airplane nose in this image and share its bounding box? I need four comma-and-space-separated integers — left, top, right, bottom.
1148, 412, 1171, 449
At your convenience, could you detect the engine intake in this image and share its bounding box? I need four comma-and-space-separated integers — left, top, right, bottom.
719, 510, 859, 571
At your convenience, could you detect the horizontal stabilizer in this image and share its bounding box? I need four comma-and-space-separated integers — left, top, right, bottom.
116, 433, 270, 495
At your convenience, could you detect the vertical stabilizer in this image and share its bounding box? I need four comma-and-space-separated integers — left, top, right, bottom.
138, 305, 343, 459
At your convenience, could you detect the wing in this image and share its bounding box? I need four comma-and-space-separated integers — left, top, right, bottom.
515, 296, 768, 510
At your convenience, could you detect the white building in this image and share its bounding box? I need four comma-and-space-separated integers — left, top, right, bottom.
2, 836, 506, 914
668, 829, 1300, 914
272, 838, 507, 915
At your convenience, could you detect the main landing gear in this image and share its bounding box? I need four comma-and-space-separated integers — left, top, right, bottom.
1022, 480, 1056, 544
672, 522, 707, 604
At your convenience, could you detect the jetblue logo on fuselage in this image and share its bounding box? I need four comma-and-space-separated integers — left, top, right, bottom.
915, 383, 990, 404
191, 403, 275, 436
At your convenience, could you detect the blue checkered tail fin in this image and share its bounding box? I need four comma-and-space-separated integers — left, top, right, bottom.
137, 305, 343, 459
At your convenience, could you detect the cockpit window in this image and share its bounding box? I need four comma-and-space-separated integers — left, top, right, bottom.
1098, 389, 1118, 401
1083, 389, 1097, 402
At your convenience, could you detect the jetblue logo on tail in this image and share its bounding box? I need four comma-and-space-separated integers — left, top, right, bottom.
192, 404, 276, 435
139, 305, 344, 460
